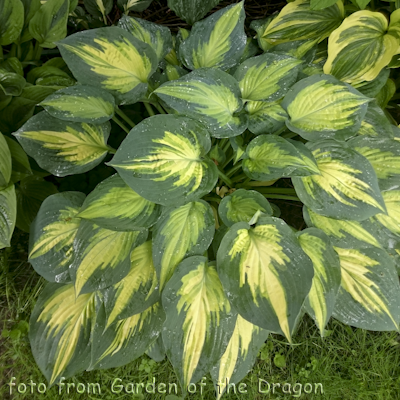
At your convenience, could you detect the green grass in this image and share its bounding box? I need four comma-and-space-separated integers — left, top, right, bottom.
1, 231, 400, 400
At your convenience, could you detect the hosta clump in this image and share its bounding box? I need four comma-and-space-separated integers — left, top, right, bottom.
7, 0, 400, 397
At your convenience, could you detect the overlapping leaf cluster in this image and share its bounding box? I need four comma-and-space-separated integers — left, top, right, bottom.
2, 0, 400, 397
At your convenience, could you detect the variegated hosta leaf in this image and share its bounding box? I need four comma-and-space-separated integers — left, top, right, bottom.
29, 192, 85, 283
167, 0, 221, 25
70, 220, 148, 296
355, 103, 394, 138
353, 68, 390, 98
217, 217, 314, 342
333, 247, 400, 331
145, 334, 165, 362
210, 315, 269, 400
297, 228, 341, 336
292, 140, 386, 221
178, 2, 246, 71
246, 101, 288, 135
78, 174, 161, 231
0, 0, 24, 46
260, 0, 344, 47
375, 191, 400, 237
109, 115, 218, 205
14, 112, 111, 177
271, 38, 319, 61
152, 200, 215, 289
0, 184, 17, 249
303, 206, 383, 249
29, 283, 96, 385
281, 74, 371, 142
324, 11, 399, 85
162, 256, 236, 390
0, 132, 11, 189
243, 135, 320, 181
118, 15, 172, 62
40, 85, 115, 124
57, 27, 158, 105
348, 137, 400, 191
234, 52, 302, 102
218, 189, 273, 227
102, 241, 159, 327
155, 69, 247, 138
90, 301, 164, 370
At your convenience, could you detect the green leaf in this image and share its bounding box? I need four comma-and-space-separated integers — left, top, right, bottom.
78, 174, 161, 231
0, 71, 26, 96
14, 111, 111, 177
162, 256, 236, 391
70, 220, 148, 296
217, 217, 314, 342
282, 74, 371, 142
375, 191, 400, 237
19, 0, 41, 43
178, 2, 246, 70
0, 184, 17, 249
310, 0, 338, 10
40, 85, 115, 124
0, 0, 24, 45
375, 78, 396, 109
90, 301, 164, 370
118, 15, 173, 62
167, 0, 221, 25
117, 0, 153, 13
324, 11, 400, 85
274, 353, 286, 368
234, 53, 302, 102
355, 0, 371, 9
332, 247, 400, 331
260, 0, 344, 47
0, 97, 36, 135
246, 101, 288, 135
29, 283, 96, 385
303, 206, 383, 249
29, 192, 85, 283
21, 86, 59, 104
29, 0, 69, 48
4, 137, 32, 184
0, 132, 11, 189
243, 135, 320, 181
292, 140, 386, 221
155, 68, 247, 138
102, 241, 159, 326
152, 200, 215, 289
109, 115, 218, 206
297, 228, 341, 336
210, 315, 269, 400
57, 27, 158, 105
83, 0, 113, 20
348, 136, 400, 191
355, 103, 394, 138
218, 189, 273, 227
16, 176, 58, 233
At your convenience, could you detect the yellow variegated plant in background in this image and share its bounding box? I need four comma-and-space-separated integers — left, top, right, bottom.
2, 0, 400, 396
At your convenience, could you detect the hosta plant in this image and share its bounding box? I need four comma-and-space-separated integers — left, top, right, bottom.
5, 0, 400, 397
